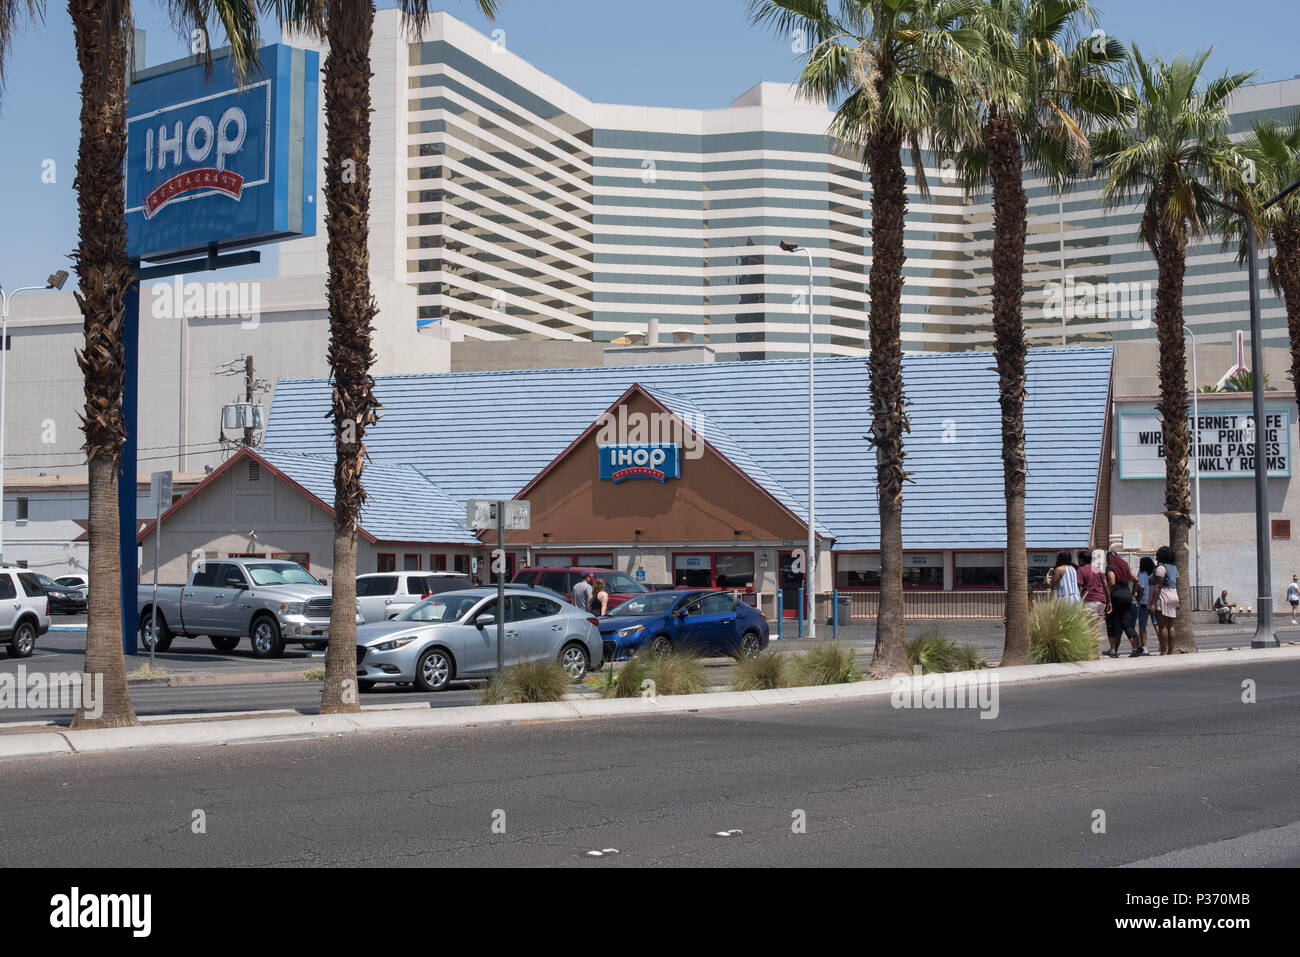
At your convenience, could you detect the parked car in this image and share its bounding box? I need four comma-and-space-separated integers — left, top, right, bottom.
137, 558, 362, 659
54, 575, 89, 598
32, 572, 87, 615
511, 566, 648, 613
356, 571, 471, 623
355, 586, 602, 692
0, 566, 51, 658
598, 589, 768, 662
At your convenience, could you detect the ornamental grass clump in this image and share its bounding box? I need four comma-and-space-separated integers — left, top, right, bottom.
588, 657, 650, 699
1029, 599, 1100, 664
791, 642, 859, 685
480, 659, 571, 704
642, 649, 711, 696
905, 630, 962, 674
731, 651, 791, 691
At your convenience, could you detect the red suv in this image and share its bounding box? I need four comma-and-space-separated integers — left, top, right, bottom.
511, 566, 649, 614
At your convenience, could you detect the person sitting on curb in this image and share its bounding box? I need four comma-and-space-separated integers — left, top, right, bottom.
1214, 590, 1238, 624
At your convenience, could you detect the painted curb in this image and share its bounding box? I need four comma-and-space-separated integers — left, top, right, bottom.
6, 645, 1299, 761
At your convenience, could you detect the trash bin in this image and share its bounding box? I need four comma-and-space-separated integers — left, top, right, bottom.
837, 594, 853, 623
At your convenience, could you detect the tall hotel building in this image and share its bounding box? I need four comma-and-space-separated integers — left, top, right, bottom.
280, 9, 1300, 357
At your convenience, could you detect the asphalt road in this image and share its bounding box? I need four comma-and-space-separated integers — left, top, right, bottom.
2, 657, 1299, 866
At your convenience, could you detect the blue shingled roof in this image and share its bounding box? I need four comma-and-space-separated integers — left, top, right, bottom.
256, 449, 479, 546
262, 347, 1112, 551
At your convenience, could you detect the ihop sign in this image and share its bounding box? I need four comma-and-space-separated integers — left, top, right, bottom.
125, 44, 318, 261
598, 444, 681, 484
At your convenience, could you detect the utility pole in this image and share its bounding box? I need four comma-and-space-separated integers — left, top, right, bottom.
244, 355, 255, 447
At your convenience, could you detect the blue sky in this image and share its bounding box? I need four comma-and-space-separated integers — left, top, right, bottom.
0, 0, 1296, 294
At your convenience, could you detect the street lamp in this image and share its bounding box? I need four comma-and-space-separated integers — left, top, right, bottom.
1203, 178, 1300, 648
779, 239, 816, 639
1183, 324, 1201, 598
0, 270, 69, 565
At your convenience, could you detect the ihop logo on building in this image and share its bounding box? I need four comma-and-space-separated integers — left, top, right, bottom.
598, 444, 681, 484
125, 44, 318, 262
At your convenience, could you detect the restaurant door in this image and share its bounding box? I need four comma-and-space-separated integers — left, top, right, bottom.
777, 551, 805, 618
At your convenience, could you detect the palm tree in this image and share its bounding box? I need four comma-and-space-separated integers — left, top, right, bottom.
1217, 115, 1300, 422
0, 1, 44, 94
1093, 47, 1255, 654
59, 1, 262, 729
749, 0, 981, 676
265, 0, 499, 713
946, 0, 1128, 666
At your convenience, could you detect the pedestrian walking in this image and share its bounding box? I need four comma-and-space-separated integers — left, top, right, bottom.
1149, 545, 1181, 655
1077, 548, 1111, 653
1287, 575, 1299, 625
1106, 552, 1144, 657
1137, 556, 1155, 646
571, 572, 594, 613
1045, 550, 1080, 603
592, 577, 610, 616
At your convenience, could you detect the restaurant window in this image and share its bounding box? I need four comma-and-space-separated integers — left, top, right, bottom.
714, 553, 755, 589
954, 551, 1004, 588
673, 553, 713, 587
403, 553, 422, 571
1027, 551, 1058, 587
430, 554, 447, 571
453, 554, 470, 575
377, 553, 396, 573
836, 553, 880, 589
1273, 520, 1291, 540
537, 553, 614, 568
902, 552, 944, 588
270, 552, 311, 571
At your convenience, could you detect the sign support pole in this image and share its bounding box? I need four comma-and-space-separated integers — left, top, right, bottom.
120, 277, 140, 655
496, 500, 505, 673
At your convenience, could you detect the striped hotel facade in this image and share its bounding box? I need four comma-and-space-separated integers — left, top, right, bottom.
279, 10, 1300, 359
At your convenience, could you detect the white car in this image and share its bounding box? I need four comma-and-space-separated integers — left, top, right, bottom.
356, 571, 471, 623
0, 566, 52, 658
54, 575, 89, 597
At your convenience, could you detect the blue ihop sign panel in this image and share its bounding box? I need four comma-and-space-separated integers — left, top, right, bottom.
599, 444, 681, 484
125, 44, 318, 261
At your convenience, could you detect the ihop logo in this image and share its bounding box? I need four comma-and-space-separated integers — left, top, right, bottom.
127, 82, 270, 222
598, 444, 681, 484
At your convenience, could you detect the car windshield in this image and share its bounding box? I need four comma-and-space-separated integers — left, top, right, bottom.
245, 563, 319, 586
394, 593, 482, 623
608, 592, 682, 617
55, 577, 83, 587
35, 574, 55, 586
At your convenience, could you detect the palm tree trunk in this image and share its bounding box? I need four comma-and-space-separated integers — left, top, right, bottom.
1273, 222, 1300, 424
320, 0, 381, 714
69, 0, 137, 729
866, 121, 911, 678
985, 111, 1030, 666
1154, 177, 1197, 653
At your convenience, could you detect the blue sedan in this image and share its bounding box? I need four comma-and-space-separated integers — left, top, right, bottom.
598, 589, 769, 661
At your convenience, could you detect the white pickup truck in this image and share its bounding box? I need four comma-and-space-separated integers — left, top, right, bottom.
137, 558, 361, 658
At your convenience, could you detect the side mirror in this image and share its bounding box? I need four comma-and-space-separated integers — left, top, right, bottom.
229, 581, 248, 590
318, 578, 327, 586
476, 614, 496, 628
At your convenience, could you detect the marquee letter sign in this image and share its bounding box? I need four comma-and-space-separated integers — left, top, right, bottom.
125, 44, 318, 261
598, 444, 681, 484
1118, 407, 1292, 479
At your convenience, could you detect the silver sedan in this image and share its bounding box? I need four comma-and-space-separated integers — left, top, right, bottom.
355, 587, 603, 692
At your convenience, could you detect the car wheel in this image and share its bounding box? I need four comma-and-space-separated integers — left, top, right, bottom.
140, 613, 173, 653
558, 642, 590, 681
737, 631, 762, 660
249, 615, 285, 659
358, 680, 376, 693
303, 641, 327, 651
414, 647, 453, 692
8, 620, 36, 659
210, 635, 240, 652
645, 635, 672, 658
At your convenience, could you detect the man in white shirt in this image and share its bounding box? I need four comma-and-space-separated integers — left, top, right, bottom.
1288, 575, 1299, 625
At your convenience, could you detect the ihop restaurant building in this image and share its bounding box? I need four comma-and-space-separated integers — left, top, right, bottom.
257, 347, 1114, 618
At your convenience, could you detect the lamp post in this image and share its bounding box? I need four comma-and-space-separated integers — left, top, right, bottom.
1203, 178, 1300, 648
0, 271, 70, 564
1183, 324, 1201, 597
780, 240, 816, 639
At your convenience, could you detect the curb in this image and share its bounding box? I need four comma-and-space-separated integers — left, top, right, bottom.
5, 645, 1299, 762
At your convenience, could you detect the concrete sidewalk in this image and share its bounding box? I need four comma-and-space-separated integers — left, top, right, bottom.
4, 643, 1298, 763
